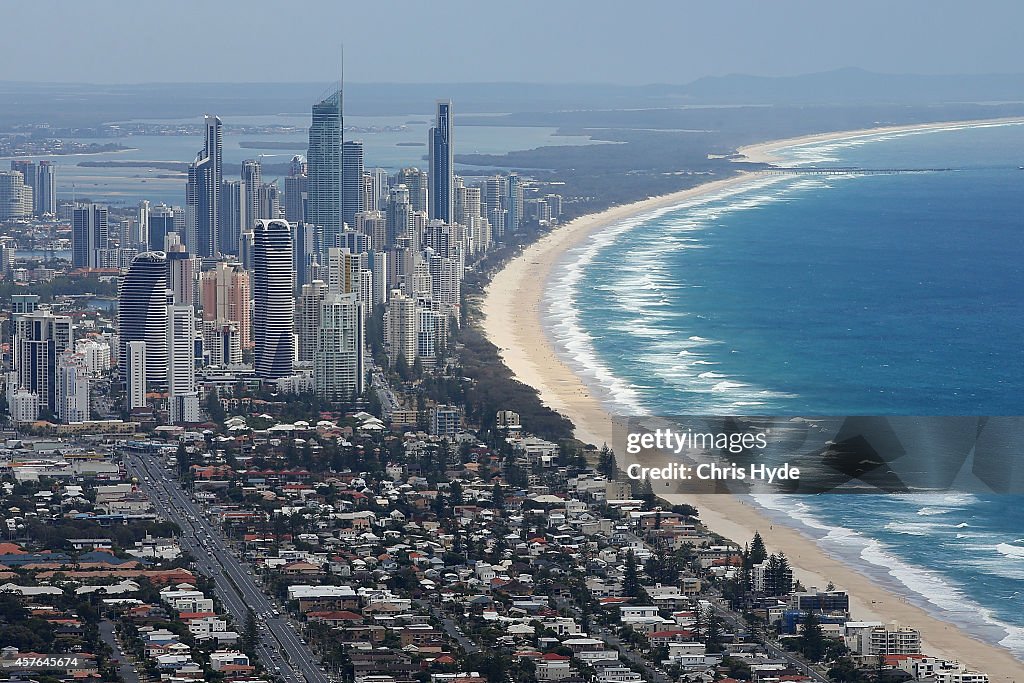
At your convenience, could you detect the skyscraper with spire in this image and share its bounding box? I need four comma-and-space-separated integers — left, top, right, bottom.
428, 100, 453, 223
307, 90, 343, 256
186, 115, 223, 257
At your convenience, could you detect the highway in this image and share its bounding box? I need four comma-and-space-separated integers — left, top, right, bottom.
122, 451, 330, 683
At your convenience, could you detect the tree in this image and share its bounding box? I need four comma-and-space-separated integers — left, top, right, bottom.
749, 532, 768, 566
776, 553, 793, 595
205, 391, 225, 423
799, 611, 826, 662
449, 480, 464, 507
491, 482, 505, 510
241, 608, 258, 657
597, 444, 617, 477
622, 549, 641, 597
175, 442, 190, 481
704, 610, 725, 653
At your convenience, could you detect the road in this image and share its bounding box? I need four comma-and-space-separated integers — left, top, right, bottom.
122, 451, 329, 683
707, 590, 830, 683
99, 617, 140, 683
414, 599, 479, 654
551, 596, 670, 683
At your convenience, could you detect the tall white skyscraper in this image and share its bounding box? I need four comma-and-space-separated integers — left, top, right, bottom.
296, 280, 328, 364
56, 349, 89, 424
315, 291, 364, 401
384, 290, 417, 366
252, 219, 295, 379
127, 341, 147, 410
166, 292, 198, 423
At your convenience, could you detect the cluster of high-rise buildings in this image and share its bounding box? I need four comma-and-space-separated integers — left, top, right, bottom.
0, 160, 56, 220
9, 93, 561, 426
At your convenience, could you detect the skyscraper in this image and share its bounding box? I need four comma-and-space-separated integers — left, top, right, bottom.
428, 100, 453, 223
72, 204, 109, 269
252, 219, 294, 380
308, 91, 343, 255
241, 159, 262, 223
296, 279, 327, 364
0, 171, 30, 221
199, 262, 252, 349
36, 161, 56, 216
10, 161, 36, 215
386, 185, 413, 248
56, 349, 89, 424
315, 291, 364, 401
148, 204, 178, 252
506, 172, 523, 234
166, 292, 198, 423
342, 140, 364, 229
292, 221, 319, 292
13, 308, 73, 416
220, 179, 245, 255
185, 115, 223, 257
118, 252, 168, 389
384, 290, 417, 366
126, 341, 147, 410
396, 168, 428, 214
284, 156, 309, 223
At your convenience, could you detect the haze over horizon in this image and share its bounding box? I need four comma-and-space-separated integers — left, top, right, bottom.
4, 0, 1024, 85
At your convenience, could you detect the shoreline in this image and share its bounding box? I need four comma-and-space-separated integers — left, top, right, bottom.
481, 120, 1024, 680
737, 115, 1024, 165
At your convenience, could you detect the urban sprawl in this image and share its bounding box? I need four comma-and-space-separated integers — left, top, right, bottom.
0, 92, 992, 683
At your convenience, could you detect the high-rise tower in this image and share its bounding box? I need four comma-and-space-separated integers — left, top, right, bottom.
252, 219, 294, 380
118, 252, 169, 389
71, 204, 109, 269
185, 115, 223, 257
342, 140, 364, 229
308, 91, 343, 256
428, 100, 453, 223
13, 308, 73, 415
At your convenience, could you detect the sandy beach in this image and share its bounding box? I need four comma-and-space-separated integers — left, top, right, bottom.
481, 121, 1024, 680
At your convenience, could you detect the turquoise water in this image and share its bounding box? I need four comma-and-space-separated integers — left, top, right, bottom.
546, 121, 1024, 659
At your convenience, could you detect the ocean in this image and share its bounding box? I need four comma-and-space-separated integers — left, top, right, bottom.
546, 121, 1024, 660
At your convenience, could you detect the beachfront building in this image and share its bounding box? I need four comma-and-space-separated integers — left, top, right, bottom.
844, 621, 922, 656
428, 100, 453, 223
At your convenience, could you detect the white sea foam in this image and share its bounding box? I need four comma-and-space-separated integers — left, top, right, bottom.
996, 543, 1024, 559
750, 493, 1024, 660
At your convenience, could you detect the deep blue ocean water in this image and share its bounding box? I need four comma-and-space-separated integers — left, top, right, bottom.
545, 121, 1024, 659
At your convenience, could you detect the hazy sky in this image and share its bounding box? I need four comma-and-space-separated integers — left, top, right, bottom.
5, 0, 1023, 84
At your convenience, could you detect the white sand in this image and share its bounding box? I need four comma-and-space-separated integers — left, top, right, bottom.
481, 121, 1024, 680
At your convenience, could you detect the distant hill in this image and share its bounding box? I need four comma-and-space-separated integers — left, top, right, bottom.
2, 70, 1023, 128
681, 67, 1024, 104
